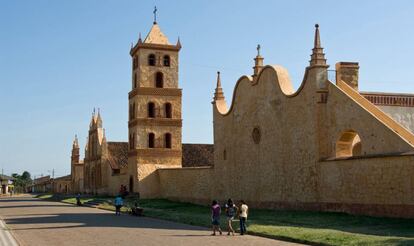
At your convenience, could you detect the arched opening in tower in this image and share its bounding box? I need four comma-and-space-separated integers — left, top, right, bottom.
156, 72, 164, 88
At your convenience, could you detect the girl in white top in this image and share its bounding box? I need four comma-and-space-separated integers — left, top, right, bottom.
239, 200, 248, 235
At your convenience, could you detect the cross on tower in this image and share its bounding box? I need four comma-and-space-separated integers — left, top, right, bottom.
257, 44, 261, 56
153, 6, 157, 24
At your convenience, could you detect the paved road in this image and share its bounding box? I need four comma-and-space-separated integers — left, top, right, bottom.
0, 195, 302, 246
0, 218, 18, 246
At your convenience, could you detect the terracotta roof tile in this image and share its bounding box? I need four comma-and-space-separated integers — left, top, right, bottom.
106, 142, 128, 170
182, 144, 214, 167
53, 175, 71, 181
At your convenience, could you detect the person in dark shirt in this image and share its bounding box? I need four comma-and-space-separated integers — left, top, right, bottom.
225, 198, 238, 236
211, 200, 222, 236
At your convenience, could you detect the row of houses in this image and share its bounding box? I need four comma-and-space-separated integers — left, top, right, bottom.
30, 175, 72, 194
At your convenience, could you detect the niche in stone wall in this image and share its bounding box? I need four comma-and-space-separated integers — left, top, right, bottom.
335, 130, 362, 158
252, 127, 261, 144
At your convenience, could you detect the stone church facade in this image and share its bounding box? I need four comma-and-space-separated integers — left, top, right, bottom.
65, 19, 414, 218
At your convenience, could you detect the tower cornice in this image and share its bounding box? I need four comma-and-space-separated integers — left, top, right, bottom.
128, 118, 182, 128
129, 87, 182, 99
130, 42, 181, 56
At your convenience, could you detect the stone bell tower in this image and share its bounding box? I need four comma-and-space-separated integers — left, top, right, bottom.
128, 11, 182, 197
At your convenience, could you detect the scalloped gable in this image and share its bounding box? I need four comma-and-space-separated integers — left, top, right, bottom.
213, 65, 300, 116
143, 24, 171, 45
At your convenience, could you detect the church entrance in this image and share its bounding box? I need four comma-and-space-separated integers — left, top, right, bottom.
129, 176, 134, 193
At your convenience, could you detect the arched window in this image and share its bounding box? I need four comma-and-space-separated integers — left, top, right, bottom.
129, 176, 134, 193
129, 103, 135, 120
163, 55, 170, 67
129, 133, 135, 150
165, 103, 172, 118
133, 56, 138, 69
165, 133, 172, 148
148, 102, 155, 118
129, 104, 132, 120
223, 149, 227, 160
336, 130, 362, 158
148, 133, 155, 148
156, 72, 164, 88
133, 73, 137, 88
148, 54, 156, 66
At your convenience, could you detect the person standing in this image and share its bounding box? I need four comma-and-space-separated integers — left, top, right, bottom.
211, 200, 222, 236
114, 195, 123, 216
239, 200, 248, 235
225, 198, 238, 236
76, 193, 81, 206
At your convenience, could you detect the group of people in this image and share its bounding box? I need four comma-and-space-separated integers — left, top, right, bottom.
112, 194, 250, 236
211, 199, 248, 236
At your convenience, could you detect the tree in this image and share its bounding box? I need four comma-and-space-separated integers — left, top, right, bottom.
11, 171, 32, 193
21, 171, 31, 181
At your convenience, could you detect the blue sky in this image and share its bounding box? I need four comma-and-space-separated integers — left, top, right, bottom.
1, 0, 414, 178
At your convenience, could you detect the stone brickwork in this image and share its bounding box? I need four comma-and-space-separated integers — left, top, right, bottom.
65, 21, 414, 218
128, 23, 183, 197
155, 25, 414, 218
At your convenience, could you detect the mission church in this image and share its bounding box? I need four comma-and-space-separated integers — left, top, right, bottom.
62, 14, 414, 218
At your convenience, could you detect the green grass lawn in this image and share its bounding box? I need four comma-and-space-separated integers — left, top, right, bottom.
35, 194, 414, 246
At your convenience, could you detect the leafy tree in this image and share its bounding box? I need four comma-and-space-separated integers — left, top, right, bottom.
21, 171, 31, 181
11, 171, 32, 193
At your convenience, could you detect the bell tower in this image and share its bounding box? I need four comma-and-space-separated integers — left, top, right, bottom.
128, 12, 182, 197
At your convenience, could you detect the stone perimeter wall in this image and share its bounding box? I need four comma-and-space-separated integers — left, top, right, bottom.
158, 155, 414, 218
156, 65, 414, 218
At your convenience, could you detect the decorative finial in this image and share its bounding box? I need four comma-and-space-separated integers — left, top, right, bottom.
176, 36, 181, 48
93, 108, 96, 116
97, 108, 100, 114
309, 23, 327, 67
153, 6, 157, 24
314, 23, 321, 48
252, 44, 264, 81
73, 134, 79, 148
213, 71, 225, 101
137, 32, 142, 45
216, 71, 222, 88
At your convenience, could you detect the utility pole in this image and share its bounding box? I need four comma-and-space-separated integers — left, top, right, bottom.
52, 169, 55, 179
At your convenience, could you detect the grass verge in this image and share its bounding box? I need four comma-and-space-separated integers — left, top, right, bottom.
35, 194, 414, 246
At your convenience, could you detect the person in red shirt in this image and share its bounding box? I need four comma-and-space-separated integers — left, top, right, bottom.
211, 200, 222, 236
